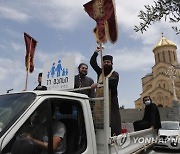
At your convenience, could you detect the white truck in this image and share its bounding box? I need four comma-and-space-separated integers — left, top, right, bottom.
0, 79, 157, 154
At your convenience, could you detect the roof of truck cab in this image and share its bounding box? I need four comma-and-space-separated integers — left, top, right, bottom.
5, 90, 89, 99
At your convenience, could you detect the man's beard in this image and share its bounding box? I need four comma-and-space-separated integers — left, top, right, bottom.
79, 72, 87, 78
104, 65, 112, 76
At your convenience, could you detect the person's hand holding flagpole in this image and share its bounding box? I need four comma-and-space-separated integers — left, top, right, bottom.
83, 0, 118, 79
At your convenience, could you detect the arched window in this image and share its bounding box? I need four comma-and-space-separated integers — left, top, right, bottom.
173, 51, 176, 61
168, 50, 171, 62
162, 51, 165, 61
155, 54, 158, 64
158, 53, 160, 62
163, 83, 166, 88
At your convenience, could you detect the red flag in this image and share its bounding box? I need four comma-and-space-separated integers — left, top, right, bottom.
83, 0, 118, 44
24, 32, 37, 73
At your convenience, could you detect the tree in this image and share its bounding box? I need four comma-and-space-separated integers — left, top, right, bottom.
134, 0, 180, 34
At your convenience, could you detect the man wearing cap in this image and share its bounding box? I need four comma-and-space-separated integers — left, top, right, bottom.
34, 73, 47, 90
90, 48, 121, 136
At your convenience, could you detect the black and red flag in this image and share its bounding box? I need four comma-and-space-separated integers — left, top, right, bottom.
24, 32, 37, 73
83, 0, 118, 44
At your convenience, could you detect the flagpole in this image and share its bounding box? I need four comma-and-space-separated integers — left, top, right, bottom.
25, 64, 29, 91
99, 43, 104, 79
24, 38, 32, 91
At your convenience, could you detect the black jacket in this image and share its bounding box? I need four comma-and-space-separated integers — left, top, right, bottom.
142, 103, 161, 129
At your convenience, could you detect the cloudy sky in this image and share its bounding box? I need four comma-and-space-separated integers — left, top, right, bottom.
0, 0, 180, 108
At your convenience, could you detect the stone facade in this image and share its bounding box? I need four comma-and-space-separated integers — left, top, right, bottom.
120, 106, 179, 123
135, 36, 180, 109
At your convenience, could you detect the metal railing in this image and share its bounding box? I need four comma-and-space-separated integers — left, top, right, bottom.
66, 79, 110, 154
66, 83, 106, 130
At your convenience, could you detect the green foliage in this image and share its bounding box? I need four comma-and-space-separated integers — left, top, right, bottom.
134, 0, 180, 34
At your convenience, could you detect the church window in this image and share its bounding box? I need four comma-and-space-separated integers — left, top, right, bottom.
173, 51, 176, 61
162, 51, 165, 61
163, 83, 166, 88
168, 50, 171, 62
158, 53, 160, 62
155, 54, 157, 64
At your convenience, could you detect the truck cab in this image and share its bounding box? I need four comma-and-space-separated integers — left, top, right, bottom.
0, 91, 97, 154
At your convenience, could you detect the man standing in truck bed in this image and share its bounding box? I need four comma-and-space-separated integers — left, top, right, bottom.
74, 63, 95, 98
90, 47, 121, 136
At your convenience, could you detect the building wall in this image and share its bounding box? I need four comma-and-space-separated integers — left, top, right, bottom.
120, 107, 177, 123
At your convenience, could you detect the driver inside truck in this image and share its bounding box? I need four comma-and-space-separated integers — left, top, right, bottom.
13, 104, 66, 154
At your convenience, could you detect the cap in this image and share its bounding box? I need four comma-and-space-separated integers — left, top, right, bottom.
103, 55, 113, 63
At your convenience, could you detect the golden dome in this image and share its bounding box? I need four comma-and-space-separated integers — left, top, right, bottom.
153, 36, 177, 50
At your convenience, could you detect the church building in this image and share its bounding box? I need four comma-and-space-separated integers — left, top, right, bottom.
135, 36, 180, 109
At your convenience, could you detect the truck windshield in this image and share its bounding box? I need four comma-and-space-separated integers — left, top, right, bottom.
0, 93, 36, 134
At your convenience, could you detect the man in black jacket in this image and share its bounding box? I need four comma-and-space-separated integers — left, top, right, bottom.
133, 96, 161, 131
74, 63, 95, 98
74, 63, 95, 110
90, 48, 121, 136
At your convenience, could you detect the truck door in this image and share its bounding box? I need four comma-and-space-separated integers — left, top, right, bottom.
1, 97, 90, 154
